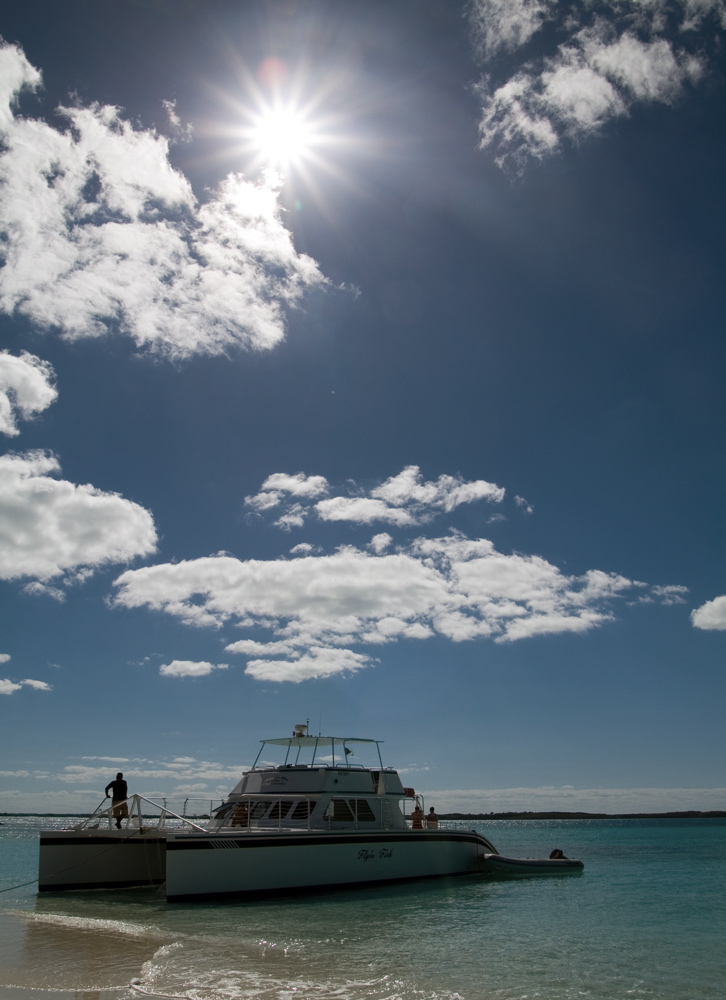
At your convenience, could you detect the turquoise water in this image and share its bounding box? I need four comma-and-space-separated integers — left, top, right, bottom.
1, 817, 724, 1000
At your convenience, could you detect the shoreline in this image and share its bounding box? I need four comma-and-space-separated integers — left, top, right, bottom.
441, 810, 726, 820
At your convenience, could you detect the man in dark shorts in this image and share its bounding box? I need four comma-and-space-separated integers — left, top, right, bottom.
104, 772, 128, 829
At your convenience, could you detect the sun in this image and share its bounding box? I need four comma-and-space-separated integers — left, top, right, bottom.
247, 105, 316, 168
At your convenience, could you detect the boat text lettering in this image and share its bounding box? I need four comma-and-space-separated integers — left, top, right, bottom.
357, 848, 394, 862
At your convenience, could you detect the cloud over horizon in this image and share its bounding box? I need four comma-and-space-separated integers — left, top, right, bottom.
0, 41, 325, 359
113, 468, 686, 682
470, 0, 726, 169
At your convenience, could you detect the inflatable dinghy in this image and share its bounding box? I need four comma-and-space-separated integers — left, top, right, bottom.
481, 853, 584, 875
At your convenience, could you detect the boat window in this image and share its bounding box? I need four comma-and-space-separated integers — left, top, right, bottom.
267, 799, 292, 820
250, 801, 268, 819
352, 799, 376, 821
290, 800, 312, 820
328, 798, 354, 821
230, 802, 250, 826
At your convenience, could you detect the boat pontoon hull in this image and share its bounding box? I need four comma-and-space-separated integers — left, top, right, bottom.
38, 828, 166, 891
165, 828, 498, 900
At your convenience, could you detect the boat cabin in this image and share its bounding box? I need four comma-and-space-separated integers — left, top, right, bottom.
211, 730, 413, 832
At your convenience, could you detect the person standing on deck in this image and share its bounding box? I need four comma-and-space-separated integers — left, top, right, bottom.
104, 772, 128, 829
426, 807, 439, 829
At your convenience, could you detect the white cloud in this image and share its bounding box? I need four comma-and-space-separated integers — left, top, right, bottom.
369, 533, 393, 554
0, 450, 156, 583
0, 42, 325, 359
112, 524, 683, 681
0, 676, 51, 694
261, 472, 329, 497
691, 595, 726, 630
21, 678, 52, 690
647, 584, 689, 605
245, 466, 506, 531
0, 352, 57, 436
0, 653, 10, 663
0, 754, 249, 811
273, 504, 307, 531
290, 542, 317, 555
472, 0, 724, 169
371, 466, 505, 513
315, 496, 416, 526
245, 646, 372, 683
469, 0, 551, 57
159, 660, 229, 677
514, 495, 533, 514
22, 581, 67, 601
59, 759, 243, 785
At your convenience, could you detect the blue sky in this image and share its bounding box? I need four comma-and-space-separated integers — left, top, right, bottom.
0, 0, 724, 815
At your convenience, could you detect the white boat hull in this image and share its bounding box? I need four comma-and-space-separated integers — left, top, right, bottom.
38, 829, 166, 891
166, 829, 497, 900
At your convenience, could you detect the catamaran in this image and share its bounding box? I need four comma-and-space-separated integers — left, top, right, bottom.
38, 725, 581, 900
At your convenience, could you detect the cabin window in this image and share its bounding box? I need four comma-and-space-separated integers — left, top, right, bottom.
268, 800, 291, 820
230, 802, 249, 826
290, 800, 312, 820
250, 801, 268, 819
328, 798, 354, 821
352, 799, 376, 821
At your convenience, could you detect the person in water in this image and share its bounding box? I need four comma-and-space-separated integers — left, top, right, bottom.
104, 772, 129, 829
426, 807, 439, 829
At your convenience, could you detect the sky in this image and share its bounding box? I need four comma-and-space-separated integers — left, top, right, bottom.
0, 0, 724, 816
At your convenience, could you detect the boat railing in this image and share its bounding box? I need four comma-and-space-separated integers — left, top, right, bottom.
71, 794, 209, 833
438, 820, 481, 832
219, 794, 316, 832
181, 797, 224, 819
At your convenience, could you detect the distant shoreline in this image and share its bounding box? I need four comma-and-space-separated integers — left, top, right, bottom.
2, 810, 725, 820
440, 810, 726, 820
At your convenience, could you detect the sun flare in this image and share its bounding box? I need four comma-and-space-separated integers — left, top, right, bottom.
249, 106, 315, 167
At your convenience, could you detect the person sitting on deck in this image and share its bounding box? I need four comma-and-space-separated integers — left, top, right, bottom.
231, 802, 249, 827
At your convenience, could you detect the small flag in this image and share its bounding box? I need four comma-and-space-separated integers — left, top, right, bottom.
344, 746, 353, 756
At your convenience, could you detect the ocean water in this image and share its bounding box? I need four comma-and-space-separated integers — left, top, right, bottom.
1, 817, 724, 1000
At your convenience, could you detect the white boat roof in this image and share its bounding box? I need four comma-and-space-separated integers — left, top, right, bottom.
252, 734, 386, 769
263, 736, 381, 747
